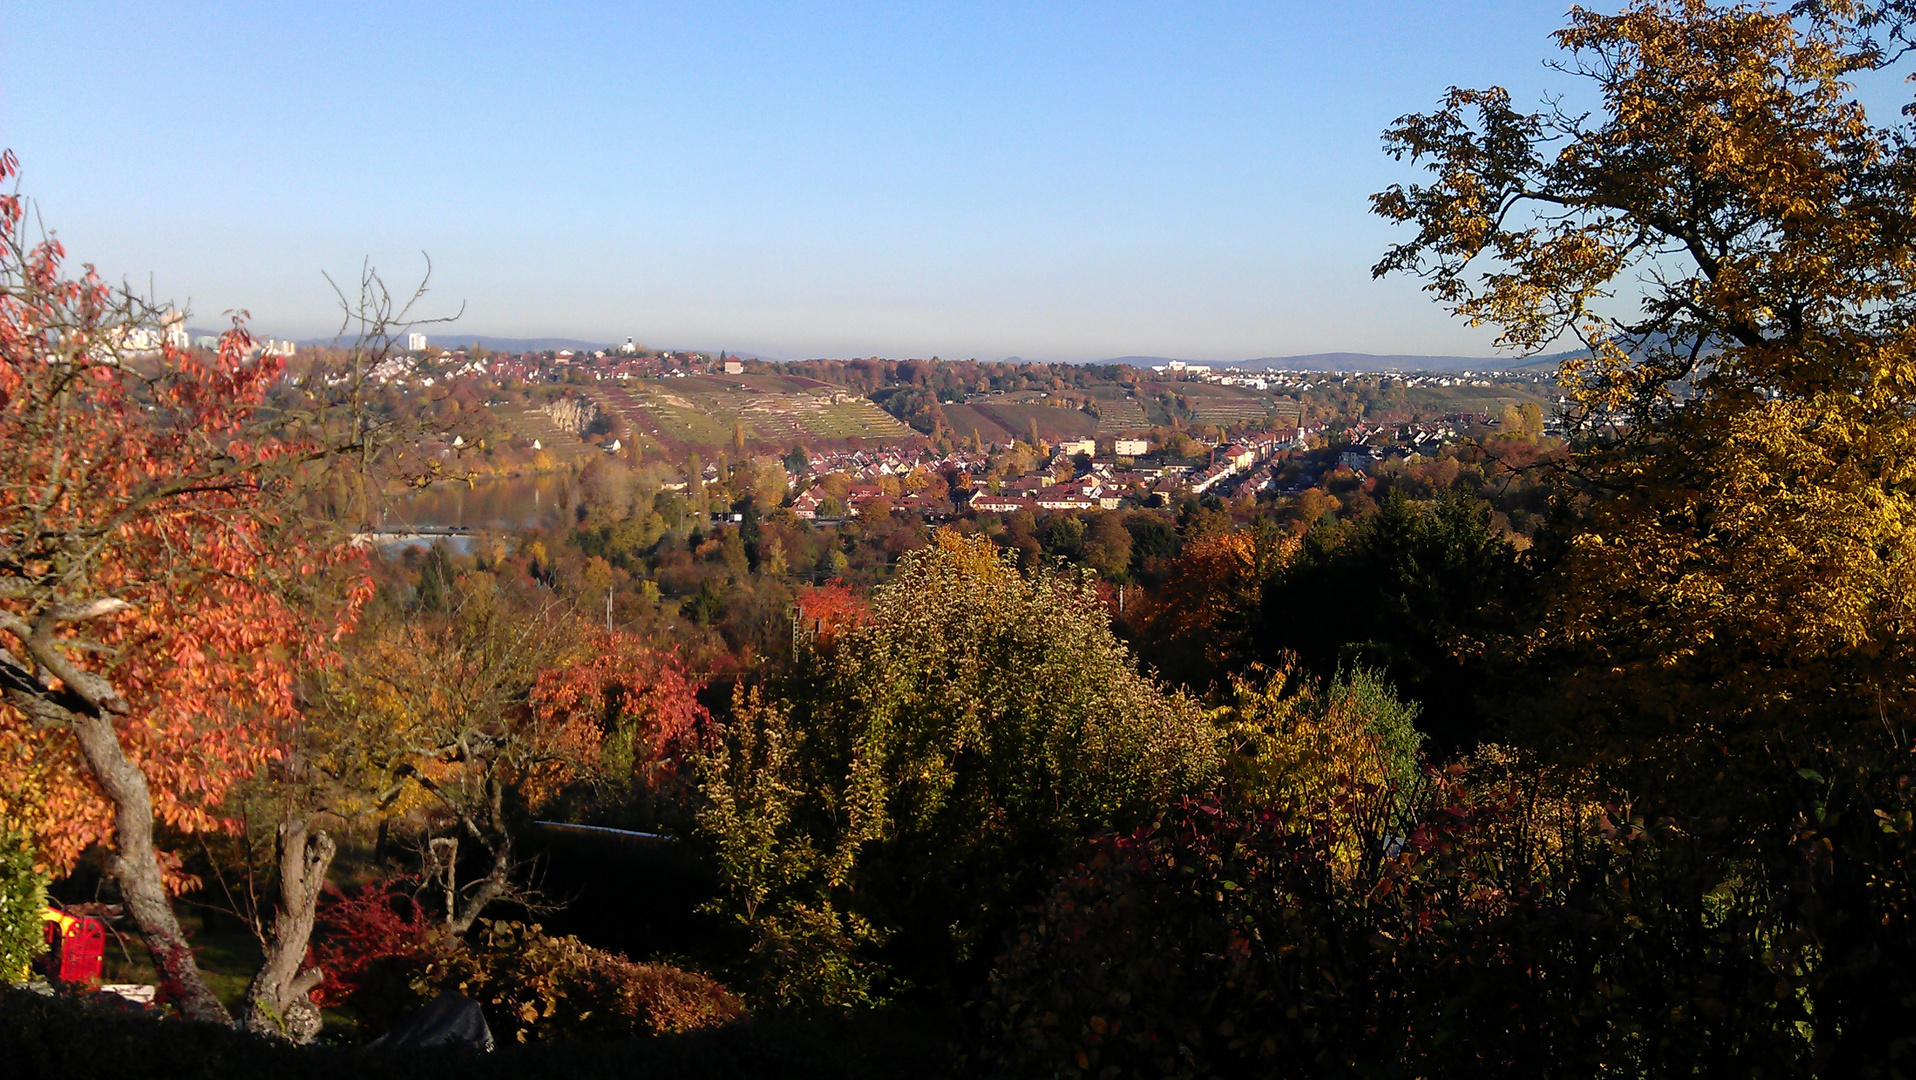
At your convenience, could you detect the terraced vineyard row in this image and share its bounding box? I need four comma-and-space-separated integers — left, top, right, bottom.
590, 384, 910, 448
1189, 397, 1302, 427
500, 405, 591, 460
1094, 396, 1151, 433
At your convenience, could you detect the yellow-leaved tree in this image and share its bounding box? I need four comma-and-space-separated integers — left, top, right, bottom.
1376, 0, 1916, 758
1372, 0, 1916, 1059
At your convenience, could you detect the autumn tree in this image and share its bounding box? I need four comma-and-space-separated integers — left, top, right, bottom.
698, 531, 1217, 1005
0, 149, 380, 1023
1374, 0, 1916, 745
1373, 1, 1916, 1058
1139, 525, 1296, 689
309, 581, 707, 933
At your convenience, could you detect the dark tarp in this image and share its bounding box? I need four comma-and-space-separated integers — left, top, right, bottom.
369, 991, 495, 1052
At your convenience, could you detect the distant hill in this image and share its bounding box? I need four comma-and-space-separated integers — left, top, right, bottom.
1095, 351, 1572, 373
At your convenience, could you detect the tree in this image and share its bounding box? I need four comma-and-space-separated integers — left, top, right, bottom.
310, 586, 708, 934
0, 149, 365, 1022
1371, 0, 1916, 751
1371, 2, 1916, 1060
1081, 512, 1134, 583
1141, 526, 1295, 689
1257, 491, 1518, 749
698, 531, 1217, 1004
309, 589, 567, 934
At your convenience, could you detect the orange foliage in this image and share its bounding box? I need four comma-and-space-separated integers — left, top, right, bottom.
0, 147, 367, 876
528, 629, 710, 797
1147, 532, 1296, 653
793, 581, 870, 641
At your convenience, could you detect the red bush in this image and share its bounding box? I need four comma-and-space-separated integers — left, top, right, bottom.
309, 878, 431, 1008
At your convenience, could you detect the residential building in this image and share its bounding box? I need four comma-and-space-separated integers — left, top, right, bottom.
970, 492, 1033, 514
1034, 487, 1097, 512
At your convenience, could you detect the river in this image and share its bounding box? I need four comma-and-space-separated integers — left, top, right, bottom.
377, 473, 575, 532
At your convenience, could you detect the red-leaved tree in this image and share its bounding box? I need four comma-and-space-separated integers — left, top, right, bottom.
0, 149, 365, 1022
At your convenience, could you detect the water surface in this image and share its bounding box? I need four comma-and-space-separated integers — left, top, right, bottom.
379, 473, 574, 532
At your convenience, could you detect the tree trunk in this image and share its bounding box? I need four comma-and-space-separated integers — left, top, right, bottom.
238, 820, 335, 1043
448, 839, 512, 935
445, 774, 514, 935
67, 712, 232, 1024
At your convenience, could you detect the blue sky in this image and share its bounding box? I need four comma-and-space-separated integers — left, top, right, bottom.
6, 3, 1587, 361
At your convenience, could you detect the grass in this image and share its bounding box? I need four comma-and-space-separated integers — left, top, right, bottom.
94, 911, 259, 1016
944, 402, 1099, 444
499, 405, 592, 459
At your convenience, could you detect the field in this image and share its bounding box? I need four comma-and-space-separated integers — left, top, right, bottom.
1131, 381, 1303, 429
591, 375, 911, 450
1403, 383, 1553, 415
943, 398, 1101, 444
1093, 393, 1151, 433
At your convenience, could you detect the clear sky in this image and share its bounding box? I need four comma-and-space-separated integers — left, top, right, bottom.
4, 3, 1585, 361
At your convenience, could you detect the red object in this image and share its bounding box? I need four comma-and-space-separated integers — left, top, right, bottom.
43, 913, 106, 983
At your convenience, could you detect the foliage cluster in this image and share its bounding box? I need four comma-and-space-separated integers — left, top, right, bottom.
980, 763, 1838, 1079
697, 532, 1218, 1008
418, 919, 743, 1043
308, 878, 433, 1014
0, 829, 46, 983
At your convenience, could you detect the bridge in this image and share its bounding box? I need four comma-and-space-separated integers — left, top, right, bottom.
349, 525, 474, 547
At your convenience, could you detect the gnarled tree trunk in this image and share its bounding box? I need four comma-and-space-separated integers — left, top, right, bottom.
239, 820, 336, 1043
67, 712, 232, 1024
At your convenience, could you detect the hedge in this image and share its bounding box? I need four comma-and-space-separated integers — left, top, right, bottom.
0, 989, 953, 1079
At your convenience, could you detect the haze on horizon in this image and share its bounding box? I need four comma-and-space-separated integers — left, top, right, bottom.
4, 3, 1577, 363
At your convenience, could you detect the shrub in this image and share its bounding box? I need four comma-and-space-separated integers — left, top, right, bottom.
420, 920, 744, 1043
982, 753, 1815, 1078
309, 878, 433, 1028
0, 828, 45, 983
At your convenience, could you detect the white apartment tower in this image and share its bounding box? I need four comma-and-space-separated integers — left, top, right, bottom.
407, 332, 428, 352
161, 309, 189, 350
